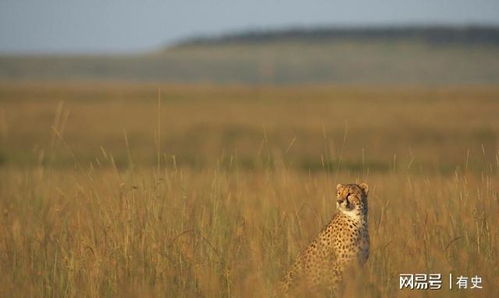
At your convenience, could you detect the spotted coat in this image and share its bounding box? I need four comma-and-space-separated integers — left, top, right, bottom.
279, 183, 370, 295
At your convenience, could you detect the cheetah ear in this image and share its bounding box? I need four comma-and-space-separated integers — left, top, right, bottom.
336, 184, 343, 191
359, 183, 369, 195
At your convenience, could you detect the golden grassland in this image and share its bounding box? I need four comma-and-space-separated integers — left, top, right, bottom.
0, 82, 497, 297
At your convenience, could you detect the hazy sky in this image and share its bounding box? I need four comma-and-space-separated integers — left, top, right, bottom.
1, 0, 499, 54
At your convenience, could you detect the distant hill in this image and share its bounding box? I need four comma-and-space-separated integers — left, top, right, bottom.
174, 26, 499, 47
1, 26, 499, 84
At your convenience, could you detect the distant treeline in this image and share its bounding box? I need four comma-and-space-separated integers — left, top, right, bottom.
175, 26, 499, 47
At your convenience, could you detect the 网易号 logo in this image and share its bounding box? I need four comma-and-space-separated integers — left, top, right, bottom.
399, 273, 482, 290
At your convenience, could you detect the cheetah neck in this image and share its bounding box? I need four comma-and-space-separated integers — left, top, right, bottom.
339, 208, 367, 225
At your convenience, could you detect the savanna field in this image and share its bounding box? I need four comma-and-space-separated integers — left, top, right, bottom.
0, 82, 497, 297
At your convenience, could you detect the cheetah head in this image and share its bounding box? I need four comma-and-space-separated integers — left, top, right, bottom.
336, 183, 369, 216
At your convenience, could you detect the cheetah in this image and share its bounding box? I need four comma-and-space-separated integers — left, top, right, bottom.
279, 183, 370, 296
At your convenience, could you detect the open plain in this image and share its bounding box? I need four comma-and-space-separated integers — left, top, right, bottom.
0, 82, 497, 297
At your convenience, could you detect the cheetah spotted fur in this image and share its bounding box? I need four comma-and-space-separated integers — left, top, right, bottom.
279, 183, 370, 295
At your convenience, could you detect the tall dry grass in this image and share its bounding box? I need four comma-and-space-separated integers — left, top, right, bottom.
0, 166, 497, 297
0, 82, 497, 297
